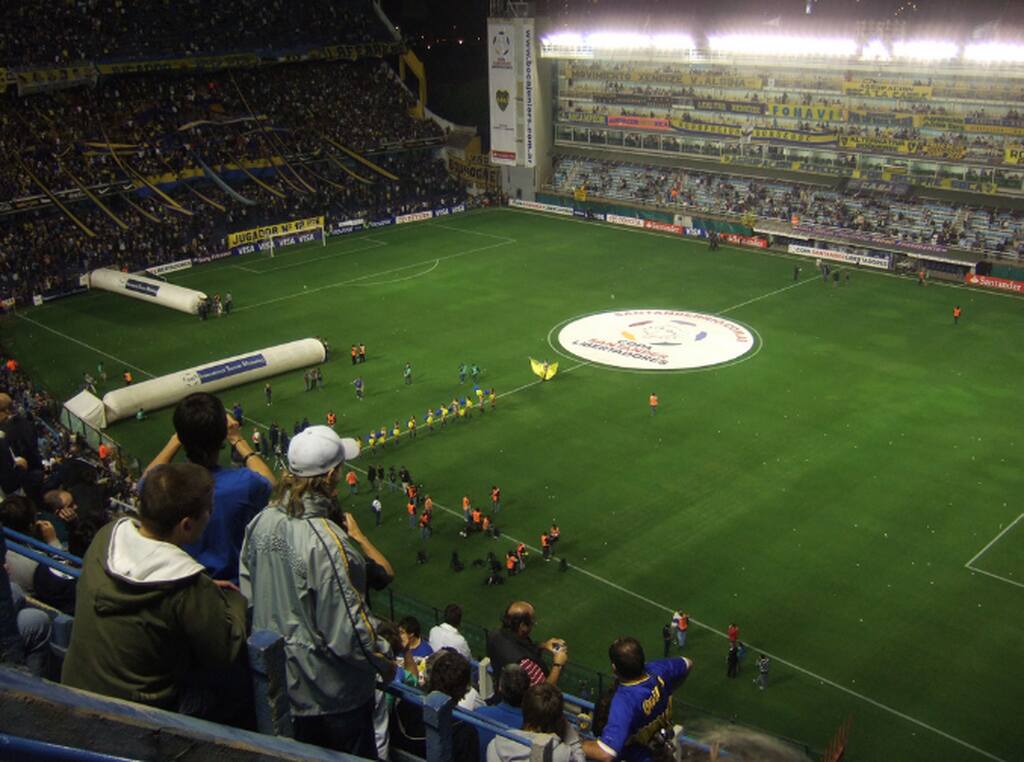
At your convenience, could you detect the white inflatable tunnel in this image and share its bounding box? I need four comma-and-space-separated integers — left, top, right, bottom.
64, 389, 109, 430
88, 268, 207, 315
100, 338, 325, 426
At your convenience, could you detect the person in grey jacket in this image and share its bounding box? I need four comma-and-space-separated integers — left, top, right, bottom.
487, 682, 585, 762
240, 425, 395, 756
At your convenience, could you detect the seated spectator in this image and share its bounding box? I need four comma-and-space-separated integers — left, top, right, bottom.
486, 682, 585, 762
487, 600, 568, 687
391, 649, 480, 761
400, 615, 435, 659
61, 463, 248, 716
240, 425, 394, 756
142, 392, 274, 584
0, 495, 76, 613
0, 531, 52, 678
476, 664, 530, 758
581, 637, 693, 762
428, 602, 473, 661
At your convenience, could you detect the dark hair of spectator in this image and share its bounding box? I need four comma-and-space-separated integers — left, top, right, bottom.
376, 619, 404, 656
140, 463, 213, 537
497, 664, 531, 708
609, 636, 646, 681
398, 615, 422, 639
425, 650, 471, 701
173, 393, 227, 467
0, 494, 37, 534
521, 682, 564, 734
443, 603, 462, 627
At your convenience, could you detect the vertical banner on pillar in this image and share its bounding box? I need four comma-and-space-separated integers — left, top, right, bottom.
522, 19, 537, 168
488, 21, 518, 166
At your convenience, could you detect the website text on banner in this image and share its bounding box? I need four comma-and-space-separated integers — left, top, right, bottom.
788, 244, 891, 270
488, 21, 518, 166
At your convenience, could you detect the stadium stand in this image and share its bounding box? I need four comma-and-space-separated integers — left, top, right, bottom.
550, 155, 1024, 260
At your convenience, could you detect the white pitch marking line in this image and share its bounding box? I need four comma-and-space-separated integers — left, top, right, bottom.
429, 222, 518, 243
718, 278, 817, 314
14, 314, 156, 378
352, 259, 440, 286
964, 512, 1024, 580
253, 239, 389, 275
234, 237, 516, 313
965, 565, 1024, 589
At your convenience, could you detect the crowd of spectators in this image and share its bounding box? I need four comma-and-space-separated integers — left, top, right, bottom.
554, 154, 1024, 258
3, 0, 388, 67
0, 60, 461, 304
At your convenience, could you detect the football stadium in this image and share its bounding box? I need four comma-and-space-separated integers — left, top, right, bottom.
0, 1, 1021, 761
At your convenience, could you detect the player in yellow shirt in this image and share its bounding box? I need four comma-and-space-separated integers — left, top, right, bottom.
407, 416, 417, 438
366, 430, 376, 451
426, 409, 435, 432
439, 405, 449, 427
392, 420, 402, 440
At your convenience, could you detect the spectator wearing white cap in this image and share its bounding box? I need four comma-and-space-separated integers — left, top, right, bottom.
240, 425, 395, 757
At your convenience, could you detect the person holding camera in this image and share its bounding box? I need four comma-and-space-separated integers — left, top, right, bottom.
141, 392, 275, 585
239, 425, 395, 757
487, 601, 569, 688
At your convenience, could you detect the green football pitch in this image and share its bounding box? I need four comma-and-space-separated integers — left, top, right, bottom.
3, 207, 1022, 761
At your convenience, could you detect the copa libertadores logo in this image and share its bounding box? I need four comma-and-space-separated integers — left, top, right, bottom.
557, 310, 756, 370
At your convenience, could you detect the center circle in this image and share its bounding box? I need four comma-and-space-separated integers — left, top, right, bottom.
557, 309, 756, 370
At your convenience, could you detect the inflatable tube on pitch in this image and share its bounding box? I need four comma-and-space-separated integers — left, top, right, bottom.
101, 338, 325, 426
88, 268, 208, 315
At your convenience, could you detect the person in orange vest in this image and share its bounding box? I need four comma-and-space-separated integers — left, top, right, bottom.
326, 410, 337, 428
549, 522, 560, 547
471, 507, 482, 532
953, 305, 962, 324
672, 611, 690, 650
462, 495, 471, 522
649, 392, 658, 416
351, 344, 358, 365
491, 485, 501, 513
918, 269, 927, 286
541, 531, 551, 561
358, 343, 367, 363
407, 498, 417, 528
5, 358, 17, 372
97, 442, 110, 461
418, 510, 432, 540
345, 469, 358, 495
407, 483, 419, 507
123, 369, 133, 386
481, 514, 491, 535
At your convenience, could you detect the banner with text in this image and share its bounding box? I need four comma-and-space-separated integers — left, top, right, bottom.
965, 273, 1024, 293
605, 213, 645, 228
488, 21, 519, 165
842, 80, 932, 100
607, 115, 671, 131
695, 98, 766, 116
509, 198, 573, 216
789, 244, 891, 270
767, 102, 847, 123
522, 19, 538, 168
227, 216, 324, 248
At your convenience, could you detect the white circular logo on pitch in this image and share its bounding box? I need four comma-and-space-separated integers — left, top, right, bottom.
557, 310, 755, 370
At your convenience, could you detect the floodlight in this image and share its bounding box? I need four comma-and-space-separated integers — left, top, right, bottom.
963, 42, 1024, 63
707, 34, 856, 58
541, 32, 584, 47
861, 39, 891, 61
892, 40, 959, 61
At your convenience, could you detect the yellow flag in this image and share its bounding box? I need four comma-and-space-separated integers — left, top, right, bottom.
530, 358, 559, 381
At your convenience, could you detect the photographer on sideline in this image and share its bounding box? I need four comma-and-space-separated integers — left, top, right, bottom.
240, 425, 395, 757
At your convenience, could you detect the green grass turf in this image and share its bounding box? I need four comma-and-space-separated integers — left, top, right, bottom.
3, 208, 1022, 761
